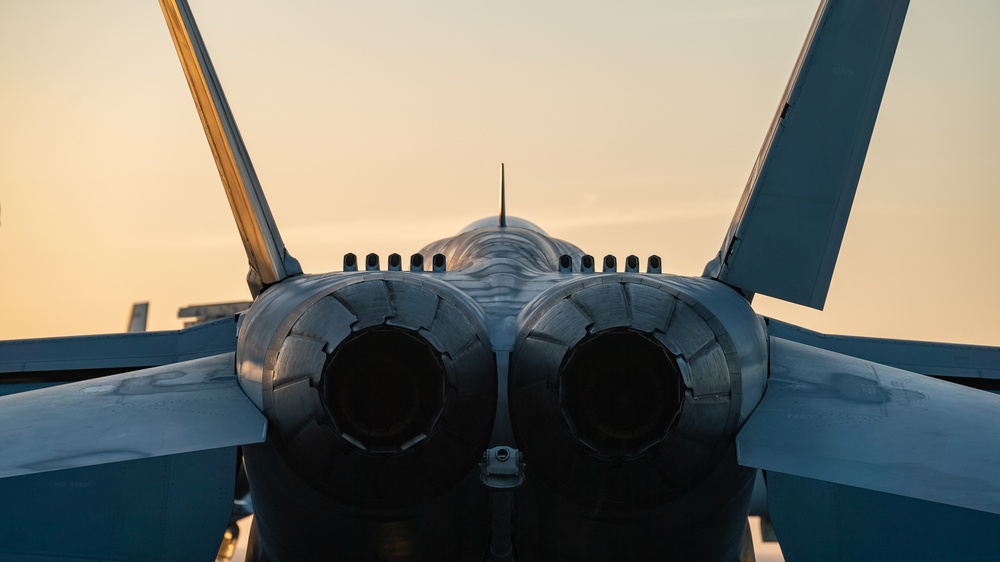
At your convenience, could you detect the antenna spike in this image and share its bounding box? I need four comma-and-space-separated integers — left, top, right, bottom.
499, 163, 507, 227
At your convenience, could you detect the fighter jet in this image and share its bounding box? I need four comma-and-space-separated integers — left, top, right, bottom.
0, 0, 998, 560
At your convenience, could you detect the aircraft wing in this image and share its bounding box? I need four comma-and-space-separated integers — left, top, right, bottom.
766, 317, 1000, 383
738, 336, 1000, 515
0, 316, 240, 389
737, 323, 1000, 559
704, 0, 909, 310
0, 316, 264, 478
0, 352, 265, 479
0, 317, 265, 559
0, 449, 241, 560
763, 471, 1000, 562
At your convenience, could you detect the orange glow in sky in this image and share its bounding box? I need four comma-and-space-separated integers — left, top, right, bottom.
1, 1, 997, 348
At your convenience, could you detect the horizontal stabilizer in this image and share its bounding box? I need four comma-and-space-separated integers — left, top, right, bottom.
0, 353, 266, 479
0, 316, 238, 384
766, 317, 1000, 382
705, 0, 909, 309
737, 337, 1000, 515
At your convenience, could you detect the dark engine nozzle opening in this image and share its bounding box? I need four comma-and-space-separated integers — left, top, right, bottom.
253, 274, 497, 507
510, 275, 751, 509
559, 329, 682, 458
322, 326, 445, 452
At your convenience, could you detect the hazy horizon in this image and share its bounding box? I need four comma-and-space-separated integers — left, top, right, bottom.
1, 2, 997, 346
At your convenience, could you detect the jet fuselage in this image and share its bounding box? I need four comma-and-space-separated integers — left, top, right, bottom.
237, 219, 768, 560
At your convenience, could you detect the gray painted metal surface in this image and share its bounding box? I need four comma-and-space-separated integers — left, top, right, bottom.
0, 315, 237, 377
419, 226, 586, 352
178, 300, 252, 327
0, 352, 265, 478
706, 0, 909, 309
738, 337, 1000, 515
766, 317, 1000, 380
0, 448, 238, 561
159, 0, 300, 291
127, 301, 149, 333
765, 471, 1000, 562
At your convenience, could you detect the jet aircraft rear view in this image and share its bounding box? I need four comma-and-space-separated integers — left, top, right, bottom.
1, 1, 999, 561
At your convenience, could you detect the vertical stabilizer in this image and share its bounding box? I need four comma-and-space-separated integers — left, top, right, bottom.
705, 0, 909, 309
126, 302, 149, 333
159, 0, 301, 295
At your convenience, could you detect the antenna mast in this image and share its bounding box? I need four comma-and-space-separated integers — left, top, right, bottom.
499, 163, 507, 227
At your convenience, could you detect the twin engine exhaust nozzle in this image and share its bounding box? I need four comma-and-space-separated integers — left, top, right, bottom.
510, 275, 763, 508
241, 273, 765, 509
242, 273, 497, 506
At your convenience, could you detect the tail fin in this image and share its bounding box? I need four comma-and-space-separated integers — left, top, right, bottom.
126, 302, 149, 333
705, 0, 909, 309
159, 0, 301, 295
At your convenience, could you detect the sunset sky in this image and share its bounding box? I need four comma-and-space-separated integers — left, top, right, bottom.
1, 0, 997, 349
